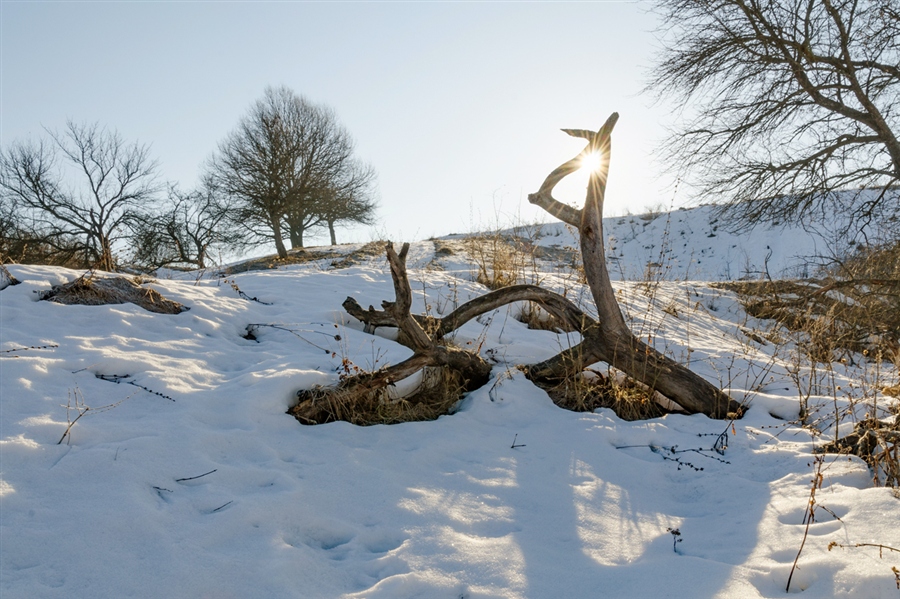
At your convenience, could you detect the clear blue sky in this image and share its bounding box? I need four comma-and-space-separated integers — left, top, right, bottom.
1, 0, 675, 246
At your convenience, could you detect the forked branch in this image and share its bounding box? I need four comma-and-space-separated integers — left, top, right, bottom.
291, 242, 491, 425
301, 114, 742, 423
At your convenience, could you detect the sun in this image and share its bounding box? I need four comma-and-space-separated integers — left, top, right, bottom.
579, 151, 603, 173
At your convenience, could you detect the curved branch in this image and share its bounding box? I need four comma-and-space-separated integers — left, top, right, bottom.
436, 285, 594, 337
526, 113, 742, 418
383, 242, 432, 352
344, 284, 597, 343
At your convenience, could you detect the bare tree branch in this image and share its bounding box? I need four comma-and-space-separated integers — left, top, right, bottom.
648, 0, 900, 229
0, 123, 159, 270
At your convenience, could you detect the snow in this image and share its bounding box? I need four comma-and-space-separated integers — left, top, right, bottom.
2, 209, 898, 598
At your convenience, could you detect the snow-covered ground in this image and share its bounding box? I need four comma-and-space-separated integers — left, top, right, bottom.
2, 209, 898, 598
490, 201, 890, 283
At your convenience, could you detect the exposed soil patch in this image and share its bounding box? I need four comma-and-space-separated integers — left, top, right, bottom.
38, 274, 187, 314
329, 241, 388, 269
222, 250, 342, 274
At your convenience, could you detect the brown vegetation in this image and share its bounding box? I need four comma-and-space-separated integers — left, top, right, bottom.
38, 274, 187, 314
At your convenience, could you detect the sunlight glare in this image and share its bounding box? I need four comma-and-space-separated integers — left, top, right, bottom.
580, 151, 603, 173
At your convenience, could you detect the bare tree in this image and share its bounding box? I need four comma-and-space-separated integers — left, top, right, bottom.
209, 86, 377, 257
648, 0, 900, 227
317, 164, 378, 246
130, 183, 240, 270
0, 122, 159, 271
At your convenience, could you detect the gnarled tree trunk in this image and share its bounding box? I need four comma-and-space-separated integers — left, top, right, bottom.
296, 114, 743, 422
290, 242, 492, 424
523, 114, 741, 418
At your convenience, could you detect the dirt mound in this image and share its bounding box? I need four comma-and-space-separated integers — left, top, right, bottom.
39, 274, 187, 314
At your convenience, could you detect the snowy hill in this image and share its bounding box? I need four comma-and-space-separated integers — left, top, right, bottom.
1, 212, 898, 597
481, 201, 889, 282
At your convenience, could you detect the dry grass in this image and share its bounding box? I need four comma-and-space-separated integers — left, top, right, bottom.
222, 249, 342, 274
462, 233, 523, 289
460, 229, 548, 290
291, 366, 467, 426
38, 274, 187, 314
719, 242, 900, 486
329, 241, 388, 269
534, 371, 669, 421
718, 276, 899, 365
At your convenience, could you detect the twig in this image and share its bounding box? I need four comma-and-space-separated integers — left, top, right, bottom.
210, 500, 233, 513
175, 469, 217, 482
666, 527, 683, 553
244, 323, 335, 353
828, 541, 900, 558
615, 444, 730, 470
225, 279, 272, 304
57, 408, 90, 445
95, 373, 175, 401
1, 344, 59, 356
57, 387, 132, 444
787, 455, 824, 593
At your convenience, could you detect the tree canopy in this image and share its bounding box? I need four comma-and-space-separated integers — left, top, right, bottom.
648, 0, 900, 228
208, 86, 377, 257
0, 121, 160, 271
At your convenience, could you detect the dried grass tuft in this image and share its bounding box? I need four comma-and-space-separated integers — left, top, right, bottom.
291, 366, 468, 426
330, 241, 388, 269
535, 371, 669, 421
39, 274, 187, 314
462, 234, 528, 290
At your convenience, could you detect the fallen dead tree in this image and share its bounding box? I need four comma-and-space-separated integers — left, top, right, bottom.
291, 242, 493, 425
291, 114, 743, 425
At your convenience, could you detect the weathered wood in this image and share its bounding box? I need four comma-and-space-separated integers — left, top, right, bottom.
327, 114, 742, 420
344, 284, 593, 342
527, 113, 742, 418
383, 242, 434, 352
291, 242, 491, 425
